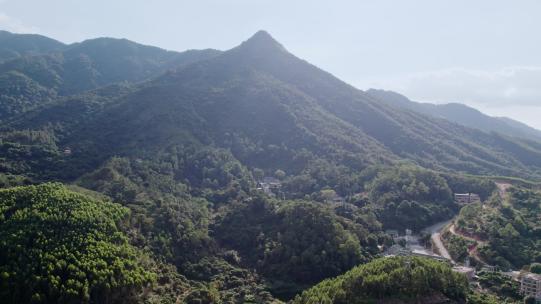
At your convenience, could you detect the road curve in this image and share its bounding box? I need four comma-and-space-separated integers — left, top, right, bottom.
431, 232, 453, 261
422, 219, 454, 262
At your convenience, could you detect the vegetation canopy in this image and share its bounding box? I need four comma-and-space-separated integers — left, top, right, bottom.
0, 183, 155, 303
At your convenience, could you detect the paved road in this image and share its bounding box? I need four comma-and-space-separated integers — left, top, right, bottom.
431, 231, 453, 261
422, 219, 454, 262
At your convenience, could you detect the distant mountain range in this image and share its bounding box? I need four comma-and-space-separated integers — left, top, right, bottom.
0, 29, 540, 303
0, 32, 220, 119
366, 89, 541, 141
1, 30, 541, 181
0, 30, 65, 62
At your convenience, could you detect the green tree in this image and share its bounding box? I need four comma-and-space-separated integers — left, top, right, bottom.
531, 263, 541, 274
525, 296, 537, 304
274, 169, 286, 180
0, 183, 155, 303
253, 168, 264, 181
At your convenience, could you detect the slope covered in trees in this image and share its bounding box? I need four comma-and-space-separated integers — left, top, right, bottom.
214, 197, 382, 298
291, 256, 469, 304
0, 183, 155, 303
0, 31, 220, 120
2, 31, 541, 185
0, 30, 65, 62
367, 89, 541, 141
455, 186, 541, 269
366, 165, 455, 230
0, 30, 539, 303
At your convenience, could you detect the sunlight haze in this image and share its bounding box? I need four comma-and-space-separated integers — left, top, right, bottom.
1, 0, 540, 128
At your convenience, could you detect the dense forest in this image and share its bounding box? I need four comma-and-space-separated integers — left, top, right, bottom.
0, 183, 154, 303
0, 29, 540, 303
292, 257, 525, 304
0, 34, 219, 120
2, 31, 541, 185
291, 256, 469, 304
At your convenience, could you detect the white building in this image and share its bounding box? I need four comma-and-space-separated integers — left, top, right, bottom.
520, 273, 541, 302
454, 193, 481, 205
325, 193, 346, 204
481, 265, 498, 273
256, 177, 282, 196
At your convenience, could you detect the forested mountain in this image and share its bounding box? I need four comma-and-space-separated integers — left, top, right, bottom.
0, 30, 65, 62
3, 30, 541, 182
497, 116, 541, 141
292, 256, 470, 304
367, 89, 541, 141
0, 30, 540, 303
0, 183, 154, 303
0, 31, 220, 120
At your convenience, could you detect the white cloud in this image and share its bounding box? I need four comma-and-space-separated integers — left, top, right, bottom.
0, 12, 40, 33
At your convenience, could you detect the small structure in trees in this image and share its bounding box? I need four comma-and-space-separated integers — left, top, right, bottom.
256, 177, 282, 196
454, 193, 480, 205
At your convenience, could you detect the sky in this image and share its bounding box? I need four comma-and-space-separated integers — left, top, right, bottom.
1, 0, 540, 129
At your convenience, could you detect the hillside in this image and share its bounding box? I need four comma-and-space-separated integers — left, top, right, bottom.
454, 186, 541, 269
291, 256, 469, 304
0, 30, 65, 62
366, 89, 541, 141
497, 116, 541, 141
3, 31, 541, 183
0, 30, 220, 120
0, 183, 155, 303
0, 30, 540, 303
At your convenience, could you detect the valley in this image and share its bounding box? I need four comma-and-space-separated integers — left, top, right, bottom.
0, 28, 539, 304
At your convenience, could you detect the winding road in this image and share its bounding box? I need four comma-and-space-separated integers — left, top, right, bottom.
414, 182, 514, 266
422, 219, 454, 262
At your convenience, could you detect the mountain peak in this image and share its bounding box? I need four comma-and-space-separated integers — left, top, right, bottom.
236, 30, 286, 53
249, 30, 276, 41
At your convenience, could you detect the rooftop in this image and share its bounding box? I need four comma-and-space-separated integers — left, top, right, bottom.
453, 266, 475, 273
523, 272, 541, 281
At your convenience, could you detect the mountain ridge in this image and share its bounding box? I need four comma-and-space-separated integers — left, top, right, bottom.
366, 88, 541, 141
2, 31, 541, 182
0, 29, 539, 303
0, 30, 66, 62
0, 30, 221, 120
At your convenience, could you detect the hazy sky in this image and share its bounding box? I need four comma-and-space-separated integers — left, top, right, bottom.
1, 0, 540, 129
